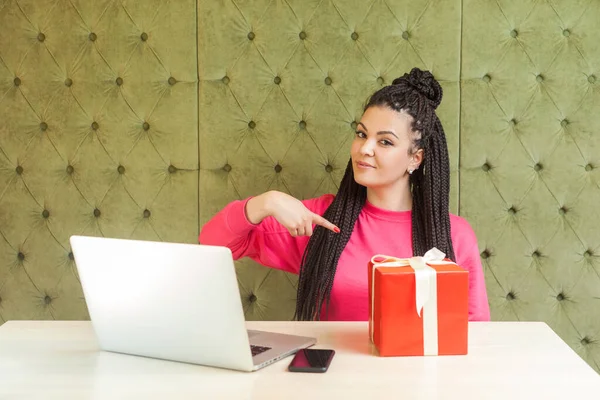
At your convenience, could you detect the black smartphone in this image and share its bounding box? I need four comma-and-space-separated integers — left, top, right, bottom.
288, 348, 335, 373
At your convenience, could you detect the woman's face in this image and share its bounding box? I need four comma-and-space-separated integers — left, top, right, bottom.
351, 105, 422, 189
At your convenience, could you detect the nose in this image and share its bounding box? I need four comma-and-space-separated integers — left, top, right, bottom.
360, 139, 375, 157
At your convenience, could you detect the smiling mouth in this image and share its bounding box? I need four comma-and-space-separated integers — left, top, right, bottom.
357, 161, 375, 168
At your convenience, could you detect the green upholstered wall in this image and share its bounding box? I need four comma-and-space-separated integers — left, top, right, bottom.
460, 0, 600, 373
197, 0, 461, 320
0, 0, 598, 373
0, 0, 199, 319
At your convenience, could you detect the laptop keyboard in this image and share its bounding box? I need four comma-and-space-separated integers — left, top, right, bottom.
250, 345, 271, 357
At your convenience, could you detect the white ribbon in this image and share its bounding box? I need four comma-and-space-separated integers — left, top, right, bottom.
369, 247, 456, 356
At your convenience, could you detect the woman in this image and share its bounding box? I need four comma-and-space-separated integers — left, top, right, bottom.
199, 68, 490, 322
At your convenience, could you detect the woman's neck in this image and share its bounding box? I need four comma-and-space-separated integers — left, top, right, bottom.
366, 180, 412, 211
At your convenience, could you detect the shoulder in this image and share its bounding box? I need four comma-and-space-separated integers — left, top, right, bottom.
449, 213, 479, 250
447, 214, 483, 271
449, 213, 475, 234
301, 193, 335, 215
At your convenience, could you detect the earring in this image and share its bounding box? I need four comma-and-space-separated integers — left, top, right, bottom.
408, 169, 414, 175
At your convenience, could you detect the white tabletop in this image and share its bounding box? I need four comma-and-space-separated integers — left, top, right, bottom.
0, 321, 598, 399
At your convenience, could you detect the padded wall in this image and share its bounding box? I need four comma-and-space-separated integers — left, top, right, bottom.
0, 0, 198, 322
461, 0, 600, 372
197, 0, 461, 320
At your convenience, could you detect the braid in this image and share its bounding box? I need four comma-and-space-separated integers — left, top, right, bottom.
295, 68, 454, 321
295, 161, 366, 321
410, 117, 455, 260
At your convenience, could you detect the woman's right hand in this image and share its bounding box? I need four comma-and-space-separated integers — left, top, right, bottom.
245, 191, 340, 237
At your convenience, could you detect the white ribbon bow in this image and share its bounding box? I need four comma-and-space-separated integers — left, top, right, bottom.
370, 247, 455, 355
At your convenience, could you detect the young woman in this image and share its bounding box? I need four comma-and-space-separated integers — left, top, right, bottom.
199, 68, 490, 322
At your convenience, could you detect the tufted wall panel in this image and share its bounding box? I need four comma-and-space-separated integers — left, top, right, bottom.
197, 0, 461, 320
460, 0, 600, 372
0, 0, 198, 323
0, 0, 598, 374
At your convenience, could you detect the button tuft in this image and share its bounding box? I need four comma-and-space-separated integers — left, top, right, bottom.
325, 164, 333, 173
16, 165, 23, 175
482, 163, 491, 172
377, 76, 384, 85
68, 251, 74, 261
44, 295, 52, 305
559, 206, 568, 215
91, 121, 99, 130
37, 32, 46, 42
299, 31, 307, 40
222, 76, 230, 85
168, 77, 177, 85
14, 77, 21, 86
351, 121, 358, 130
168, 165, 178, 174
510, 29, 518, 38
402, 31, 410, 40
532, 250, 541, 258
581, 336, 593, 345
351, 32, 359, 41
248, 120, 256, 129
536, 74, 544, 83
274, 76, 281, 85
506, 291, 516, 300
140, 32, 148, 41
556, 292, 565, 301
324, 77, 332, 85
534, 163, 543, 172
588, 75, 596, 84
143, 122, 150, 131
508, 206, 517, 215
585, 164, 593, 172
299, 120, 306, 129
249, 294, 257, 303
562, 29, 570, 37
94, 208, 101, 218
64, 78, 73, 87
66, 165, 74, 175
482, 74, 491, 83
89, 32, 97, 42
481, 250, 490, 259
116, 77, 123, 86
117, 165, 125, 174
247, 32, 255, 41
274, 164, 282, 173
40, 122, 48, 131
222, 164, 231, 172
143, 209, 151, 218
42, 209, 49, 219
17, 252, 25, 261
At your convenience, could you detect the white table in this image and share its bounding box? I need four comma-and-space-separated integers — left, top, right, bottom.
0, 321, 598, 399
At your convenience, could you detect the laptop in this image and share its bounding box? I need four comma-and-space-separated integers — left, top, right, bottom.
69, 235, 316, 372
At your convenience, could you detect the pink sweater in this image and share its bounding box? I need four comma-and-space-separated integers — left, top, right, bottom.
199, 194, 491, 322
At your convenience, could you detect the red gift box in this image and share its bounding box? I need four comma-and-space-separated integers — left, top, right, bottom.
368, 248, 469, 356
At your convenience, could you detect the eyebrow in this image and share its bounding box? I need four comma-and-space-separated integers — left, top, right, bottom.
357, 122, 399, 139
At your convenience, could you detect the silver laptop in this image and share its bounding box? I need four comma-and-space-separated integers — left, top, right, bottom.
69, 235, 316, 372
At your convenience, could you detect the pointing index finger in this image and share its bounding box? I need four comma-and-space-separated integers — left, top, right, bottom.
312, 213, 340, 233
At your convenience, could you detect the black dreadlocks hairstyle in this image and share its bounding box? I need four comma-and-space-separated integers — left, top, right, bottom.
294, 67, 455, 321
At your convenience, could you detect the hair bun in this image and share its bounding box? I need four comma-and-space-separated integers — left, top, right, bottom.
392, 68, 443, 110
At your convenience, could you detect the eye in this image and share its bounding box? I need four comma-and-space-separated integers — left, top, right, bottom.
379, 139, 393, 146
355, 131, 367, 139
